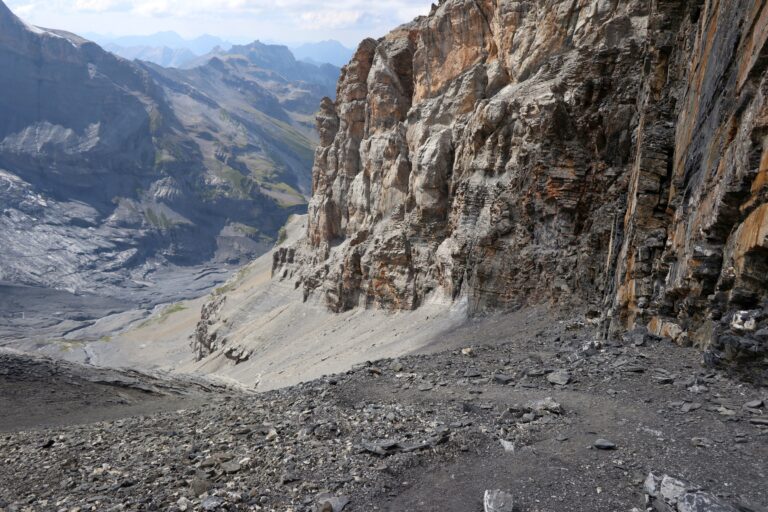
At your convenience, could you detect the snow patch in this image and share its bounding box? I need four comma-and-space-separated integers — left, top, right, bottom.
19, 17, 80, 47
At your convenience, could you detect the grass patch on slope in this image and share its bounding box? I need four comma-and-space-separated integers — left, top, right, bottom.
138, 302, 188, 329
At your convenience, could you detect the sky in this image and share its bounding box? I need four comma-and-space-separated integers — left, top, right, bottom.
5, 0, 435, 47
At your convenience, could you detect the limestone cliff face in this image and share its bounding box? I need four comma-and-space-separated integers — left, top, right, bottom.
274, 0, 768, 367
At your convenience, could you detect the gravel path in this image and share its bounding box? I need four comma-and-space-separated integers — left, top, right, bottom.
0, 333, 766, 511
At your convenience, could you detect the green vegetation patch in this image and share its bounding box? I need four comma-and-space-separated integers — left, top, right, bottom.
213, 266, 252, 296
52, 339, 86, 353
216, 164, 260, 199
145, 208, 175, 231
276, 225, 288, 245
138, 302, 188, 329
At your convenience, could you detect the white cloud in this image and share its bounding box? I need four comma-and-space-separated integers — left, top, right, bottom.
73, 0, 126, 12
131, 0, 171, 16
5, 0, 435, 45
299, 10, 363, 30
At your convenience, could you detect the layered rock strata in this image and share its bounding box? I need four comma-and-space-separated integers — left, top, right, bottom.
272, 0, 768, 369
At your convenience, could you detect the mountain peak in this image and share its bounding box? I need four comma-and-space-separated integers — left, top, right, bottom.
0, 0, 47, 41
0, 0, 22, 27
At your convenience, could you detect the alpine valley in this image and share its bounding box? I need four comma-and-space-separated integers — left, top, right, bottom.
0, 0, 339, 342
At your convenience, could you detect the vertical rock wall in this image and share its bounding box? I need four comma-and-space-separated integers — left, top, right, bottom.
274, 0, 768, 369
614, 0, 768, 365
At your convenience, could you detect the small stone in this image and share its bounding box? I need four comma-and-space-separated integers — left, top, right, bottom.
688, 384, 708, 394
176, 497, 191, 511
493, 374, 514, 385
315, 493, 349, 512
681, 402, 702, 413
654, 374, 675, 384
221, 462, 241, 474
500, 439, 515, 453
200, 457, 218, 468
594, 439, 616, 450
546, 370, 571, 386
190, 478, 212, 497
461, 347, 475, 357
691, 437, 713, 448
750, 418, 768, 426
581, 340, 602, 356
717, 406, 736, 417
744, 400, 764, 409
645, 472, 747, 511
484, 489, 514, 512
528, 397, 563, 415
730, 311, 758, 331
201, 497, 224, 511
281, 471, 301, 484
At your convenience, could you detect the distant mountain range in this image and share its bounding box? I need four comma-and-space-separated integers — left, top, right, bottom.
0, 0, 338, 309
183, 41, 339, 90
102, 44, 197, 68
290, 40, 355, 67
86, 31, 354, 69
86, 31, 233, 55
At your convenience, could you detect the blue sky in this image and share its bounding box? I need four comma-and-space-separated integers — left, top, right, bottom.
6, 0, 435, 46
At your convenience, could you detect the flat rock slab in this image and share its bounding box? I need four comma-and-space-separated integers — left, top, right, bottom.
594, 439, 617, 450
484, 490, 514, 512
547, 370, 571, 386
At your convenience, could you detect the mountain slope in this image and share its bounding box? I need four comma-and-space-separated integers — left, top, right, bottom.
0, 1, 321, 336
146, 41, 342, 196
265, 0, 768, 371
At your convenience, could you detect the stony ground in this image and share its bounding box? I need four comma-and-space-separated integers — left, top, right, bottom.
1, 329, 767, 512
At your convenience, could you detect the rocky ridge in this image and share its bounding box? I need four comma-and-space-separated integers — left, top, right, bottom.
272, 0, 768, 372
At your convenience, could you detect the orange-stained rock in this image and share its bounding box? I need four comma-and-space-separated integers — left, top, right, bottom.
275, 0, 768, 368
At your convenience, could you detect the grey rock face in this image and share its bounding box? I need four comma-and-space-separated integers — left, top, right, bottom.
273, 0, 768, 372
